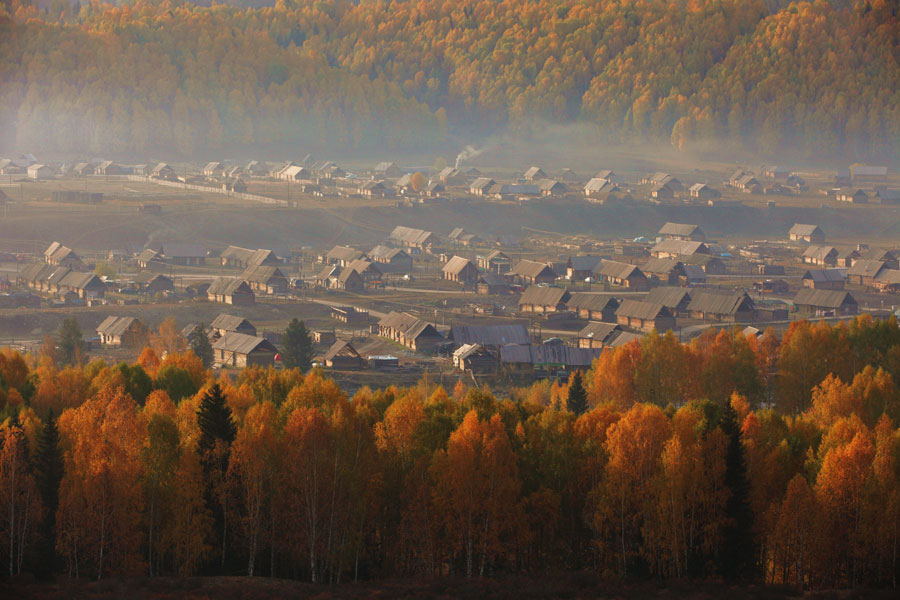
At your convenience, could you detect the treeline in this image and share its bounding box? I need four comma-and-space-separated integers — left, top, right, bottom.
1, 316, 900, 586
1, 0, 899, 157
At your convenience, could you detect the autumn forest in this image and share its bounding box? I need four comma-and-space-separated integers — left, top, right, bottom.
0, 316, 899, 589
2, 0, 900, 157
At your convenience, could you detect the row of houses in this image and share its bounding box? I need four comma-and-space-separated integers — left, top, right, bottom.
17, 263, 106, 300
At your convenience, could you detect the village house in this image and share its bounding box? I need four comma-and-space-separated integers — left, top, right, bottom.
789, 224, 825, 244
324, 340, 366, 369
803, 246, 839, 267
453, 344, 498, 374
213, 332, 278, 368
378, 312, 420, 341
510, 260, 557, 285
137, 248, 164, 269
873, 269, 900, 293
499, 345, 603, 375
137, 273, 174, 295
477, 250, 511, 274
836, 189, 868, 203
836, 248, 862, 268
518, 286, 571, 314
522, 166, 547, 181
566, 293, 619, 322
858, 248, 900, 269
345, 258, 384, 283
368, 245, 412, 272
754, 279, 790, 294
280, 165, 314, 182
566, 255, 604, 281
583, 177, 621, 200
448, 324, 531, 350
793, 289, 858, 316
538, 179, 567, 197
640, 258, 685, 286
241, 265, 289, 295
688, 184, 720, 200
95, 161, 126, 175
658, 223, 706, 241
312, 330, 336, 346
44, 242, 86, 270
210, 313, 257, 341
687, 291, 756, 322
394, 173, 414, 194
207, 277, 255, 305
158, 243, 206, 266
642, 172, 682, 190
335, 268, 365, 291
650, 240, 710, 260
646, 287, 693, 317
322, 245, 365, 268
576, 322, 624, 349
469, 177, 496, 196
151, 163, 174, 179
28, 164, 54, 179
220, 246, 276, 269
735, 175, 762, 192
398, 320, 444, 352
476, 273, 510, 295
360, 181, 389, 197
681, 264, 708, 284
874, 189, 900, 204
442, 256, 480, 286
96, 316, 147, 348
616, 300, 676, 333
438, 167, 467, 185
373, 162, 402, 179
847, 260, 893, 288
593, 260, 649, 290
650, 183, 675, 201
389, 226, 435, 252
202, 162, 221, 178
330, 306, 370, 326
763, 166, 790, 180
851, 165, 888, 183
802, 269, 846, 290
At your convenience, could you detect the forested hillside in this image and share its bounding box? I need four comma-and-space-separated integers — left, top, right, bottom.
2, 318, 900, 585
1, 0, 899, 158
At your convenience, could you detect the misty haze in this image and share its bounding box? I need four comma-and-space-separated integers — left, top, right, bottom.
2, 1, 900, 598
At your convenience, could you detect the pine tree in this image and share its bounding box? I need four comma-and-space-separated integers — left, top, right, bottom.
567, 370, 588, 415
718, 397, 757, 580
189, 324, 213, 368
33, 415, 63, 580
281, 318, 313, 371
57, 318, 85, 366
196, 384, 237, 572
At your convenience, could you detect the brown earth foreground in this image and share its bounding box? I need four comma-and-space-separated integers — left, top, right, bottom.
3, 575, 896, 600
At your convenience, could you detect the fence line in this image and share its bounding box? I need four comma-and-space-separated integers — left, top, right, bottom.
124, 175, 287, 205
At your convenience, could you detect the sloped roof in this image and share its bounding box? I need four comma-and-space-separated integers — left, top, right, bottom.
594, 260, 644, 280
324, 340, 362, 361
803, 246, 837, 260
513, 259, 556, 279
378, 311, 420, 332
326, 245, 364, 262
641, 257, 683, 276
389, 226, 433, 246
567, 255, 604, 272
213, 331, 277, 354
793, 288, 857, 309
442, 255, 477, 276
566, 293, 619, 312
874, 269, 900, 285
803, 268, 846, 283
790, 223, 822, 236
652, 240, 708, 256
500, 344, 603, 367
160, 243, 206, 258
658, 223, 700, 237
477, 272, 508, 287
221, 246, 256, 263
96, 316, 139, 337
449, 324, 530, 346
210, 313, 254, 332
519, 286, 571, 307
846, 260, 886, 278
646, 287, 692, 308
208, 277, 252, 296
616, 299, 671, 320
577, 322, 621, 344
241, 265, 286, 284
687, 291, 754, 315
369, 245, 407, 260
